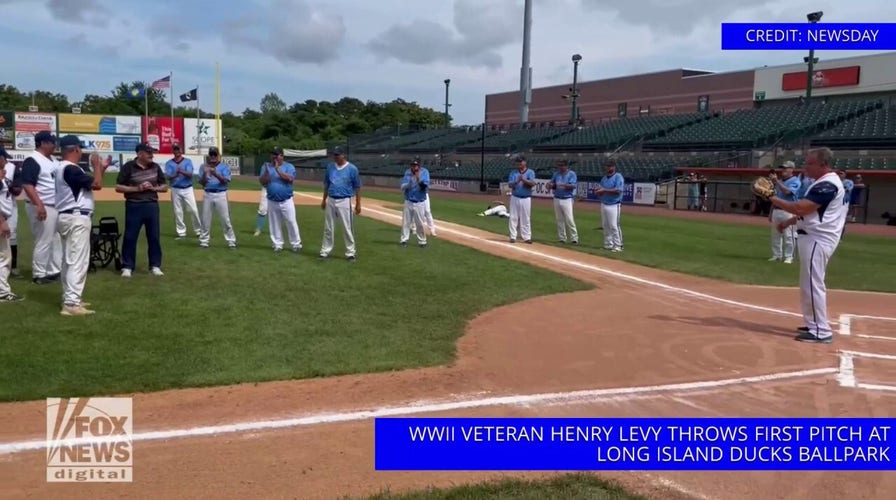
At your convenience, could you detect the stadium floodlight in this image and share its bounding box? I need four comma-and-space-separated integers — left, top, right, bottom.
570, 54, 582, 123
443, 79, 451, 128
804, 11, 823, 101
572, 54, 582, 63
807, 11, 823, 23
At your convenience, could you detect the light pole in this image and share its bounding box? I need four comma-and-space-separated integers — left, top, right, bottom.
444, 79, 451, 128
562, 54, 582, 123
805, 11, 823, 102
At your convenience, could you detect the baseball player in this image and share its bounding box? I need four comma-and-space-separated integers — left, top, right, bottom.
54, 135, 104, 316
478, 201, 509, 218
507, 155, 535, 243
254, 186, 267, 237
198, 147, 236, 249
259, 147, 302, 252
595, 159, 625, 252
164, 142, 201, 239
768, 161, 801, 264
0, 146, 23, 302
2, 149, 19, 278
769, 147, 847, 344
19, 130, 63, 284
399, 158, 430, 247
547, 159, 578, 244
320, 147, 361, 261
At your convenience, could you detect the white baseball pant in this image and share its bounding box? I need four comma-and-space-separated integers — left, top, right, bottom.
601, 203, 623, 250
26, 202, 62, 278
171, 187, 202, 237
268, 197, 302, 250
423, 196, 436, 234
401, 200, 427, 245
770, 208, 796, 261
553, 197, 578, 242
320, 197, 356, 258
8, 201, 17, 245
484, 205, 509, 217
508, 195, 532, 241
56, 212, 92, 307
199, 191, 236, 247
798, 235, 836, 339
258, 187, 268, 216
0, 231, 11, 296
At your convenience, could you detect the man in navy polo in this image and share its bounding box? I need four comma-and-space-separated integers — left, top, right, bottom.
115, 142, 168, 277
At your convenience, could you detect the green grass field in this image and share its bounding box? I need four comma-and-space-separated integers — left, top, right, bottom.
326, 185, 896, 293
359, 474, 646, 500
0, 198, 591, 402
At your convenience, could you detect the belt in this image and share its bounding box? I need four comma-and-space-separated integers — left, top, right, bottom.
407, 199, 425, 203
330, 195, 350, 199
60, 209, 92, 216
797, 229, 807, 235
205, 189, 227, 193
513, 195, 530, 199
173, 185, 193, 190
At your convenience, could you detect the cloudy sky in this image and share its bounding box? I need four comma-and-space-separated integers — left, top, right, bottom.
3, 0, 893, 125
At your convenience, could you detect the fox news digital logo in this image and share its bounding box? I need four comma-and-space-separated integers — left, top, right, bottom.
46, 397, 133, 482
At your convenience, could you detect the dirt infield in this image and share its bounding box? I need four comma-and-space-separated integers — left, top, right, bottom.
1, 190, 895, 500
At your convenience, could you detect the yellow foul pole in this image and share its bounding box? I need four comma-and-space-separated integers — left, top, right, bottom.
215, 62, 222, 153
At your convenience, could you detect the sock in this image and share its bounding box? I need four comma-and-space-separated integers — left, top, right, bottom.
255, 214, 266, 231
11, 244, 17, 269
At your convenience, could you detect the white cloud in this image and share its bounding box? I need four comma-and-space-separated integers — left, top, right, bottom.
1, 0, 894, 126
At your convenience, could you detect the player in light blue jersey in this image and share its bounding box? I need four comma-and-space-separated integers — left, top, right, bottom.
547, 159, 578, 244
259, 147, 302, 252
399, 158, 430, 247
797, 172, 813, 199
164, 143, 201, 239
768, 162, 801, 263
320, 147, 361, 261
594, 159, 624, 252
198, 147, 236, 249
507, 155, 535, 243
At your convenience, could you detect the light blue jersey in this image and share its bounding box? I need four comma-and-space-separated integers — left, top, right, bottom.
165, 157, 195, 189
551, 170, 577, 199
263, 162, 296, 202
508, 168, 535, 198
598, 172, 624, 205
401, 167, 430, 203
202, 162, 231, 192
798, 176, 813, 199
324, 162, 361, 198
842, 178, 854, 204
776, 175, 801, 203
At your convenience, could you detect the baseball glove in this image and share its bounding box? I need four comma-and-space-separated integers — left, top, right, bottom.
751, 176, 776, 200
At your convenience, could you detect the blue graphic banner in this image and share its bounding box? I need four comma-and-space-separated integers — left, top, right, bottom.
721, 23, 896, 50
113, 135, 141, 153
375, 418, 896, 471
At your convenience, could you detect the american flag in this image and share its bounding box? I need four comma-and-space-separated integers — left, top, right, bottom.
151, 75, 170, 89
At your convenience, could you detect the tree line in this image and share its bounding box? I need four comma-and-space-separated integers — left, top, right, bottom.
0, 82, 450, 155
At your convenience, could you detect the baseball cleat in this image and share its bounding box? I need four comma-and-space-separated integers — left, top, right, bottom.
0, 293, 25, 302
795, 331, 833, 344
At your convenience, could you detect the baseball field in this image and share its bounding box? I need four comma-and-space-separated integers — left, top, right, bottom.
2, 177, 896, 500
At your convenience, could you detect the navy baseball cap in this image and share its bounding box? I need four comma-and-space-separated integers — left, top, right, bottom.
271, 146, 284, 155
208, 146, 220, 156
0, 146, 11, 159
34, 130, 56, 145
135, 142, 155, 154
331, 147, 345, 156
58, 135, 82, 149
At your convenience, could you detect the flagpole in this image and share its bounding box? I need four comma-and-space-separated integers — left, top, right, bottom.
143, 84, 148, 137
196, 84, 201, 156
169, 71, 174, 144
215, 62, 221, 154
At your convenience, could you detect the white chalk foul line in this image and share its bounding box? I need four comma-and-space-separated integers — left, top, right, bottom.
0, 367, 836, 456
841, 350, 896, 361
347, 200, 809, 319
839, 314, 852, 336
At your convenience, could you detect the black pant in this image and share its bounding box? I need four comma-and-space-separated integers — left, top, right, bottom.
122, 202, 162, 271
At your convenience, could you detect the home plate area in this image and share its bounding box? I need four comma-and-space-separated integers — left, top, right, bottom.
837, 314, 896, 393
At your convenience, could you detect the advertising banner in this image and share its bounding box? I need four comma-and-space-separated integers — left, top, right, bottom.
429, 179, 459, 191
782, 65, 861, 91
14, 112, 56, 133
75, 134, 115, 152
15, 131, 35, 150
221, 156, 241, 175
632, 182, 657, 205
58, 113, 118, 134
115, 115, 141, 135
182, 118, 220, 154
0, 111, 13, 149
142, 117, 184, 155
113, 135, 141, 153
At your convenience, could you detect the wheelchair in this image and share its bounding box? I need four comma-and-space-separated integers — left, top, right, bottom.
90, 216, 123, 273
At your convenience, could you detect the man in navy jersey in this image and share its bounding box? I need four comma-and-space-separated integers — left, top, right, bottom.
54, 135, 105, 315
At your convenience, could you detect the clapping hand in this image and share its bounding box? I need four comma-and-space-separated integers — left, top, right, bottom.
140, 181, 152, 191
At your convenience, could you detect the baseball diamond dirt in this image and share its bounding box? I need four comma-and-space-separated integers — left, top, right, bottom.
1, 188, 895, 500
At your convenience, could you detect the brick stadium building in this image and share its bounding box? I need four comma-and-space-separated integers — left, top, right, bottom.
312, 52, 896, 225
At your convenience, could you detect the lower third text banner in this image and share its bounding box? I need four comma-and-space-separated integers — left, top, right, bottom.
374, 417, 895, 471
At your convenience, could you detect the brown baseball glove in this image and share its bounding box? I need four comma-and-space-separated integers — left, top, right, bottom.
751, 176, 775, 200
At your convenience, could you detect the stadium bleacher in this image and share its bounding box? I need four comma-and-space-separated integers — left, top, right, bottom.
323, 99, 896, 183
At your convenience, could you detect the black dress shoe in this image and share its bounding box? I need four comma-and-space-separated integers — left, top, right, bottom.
32, 277, 55, 285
